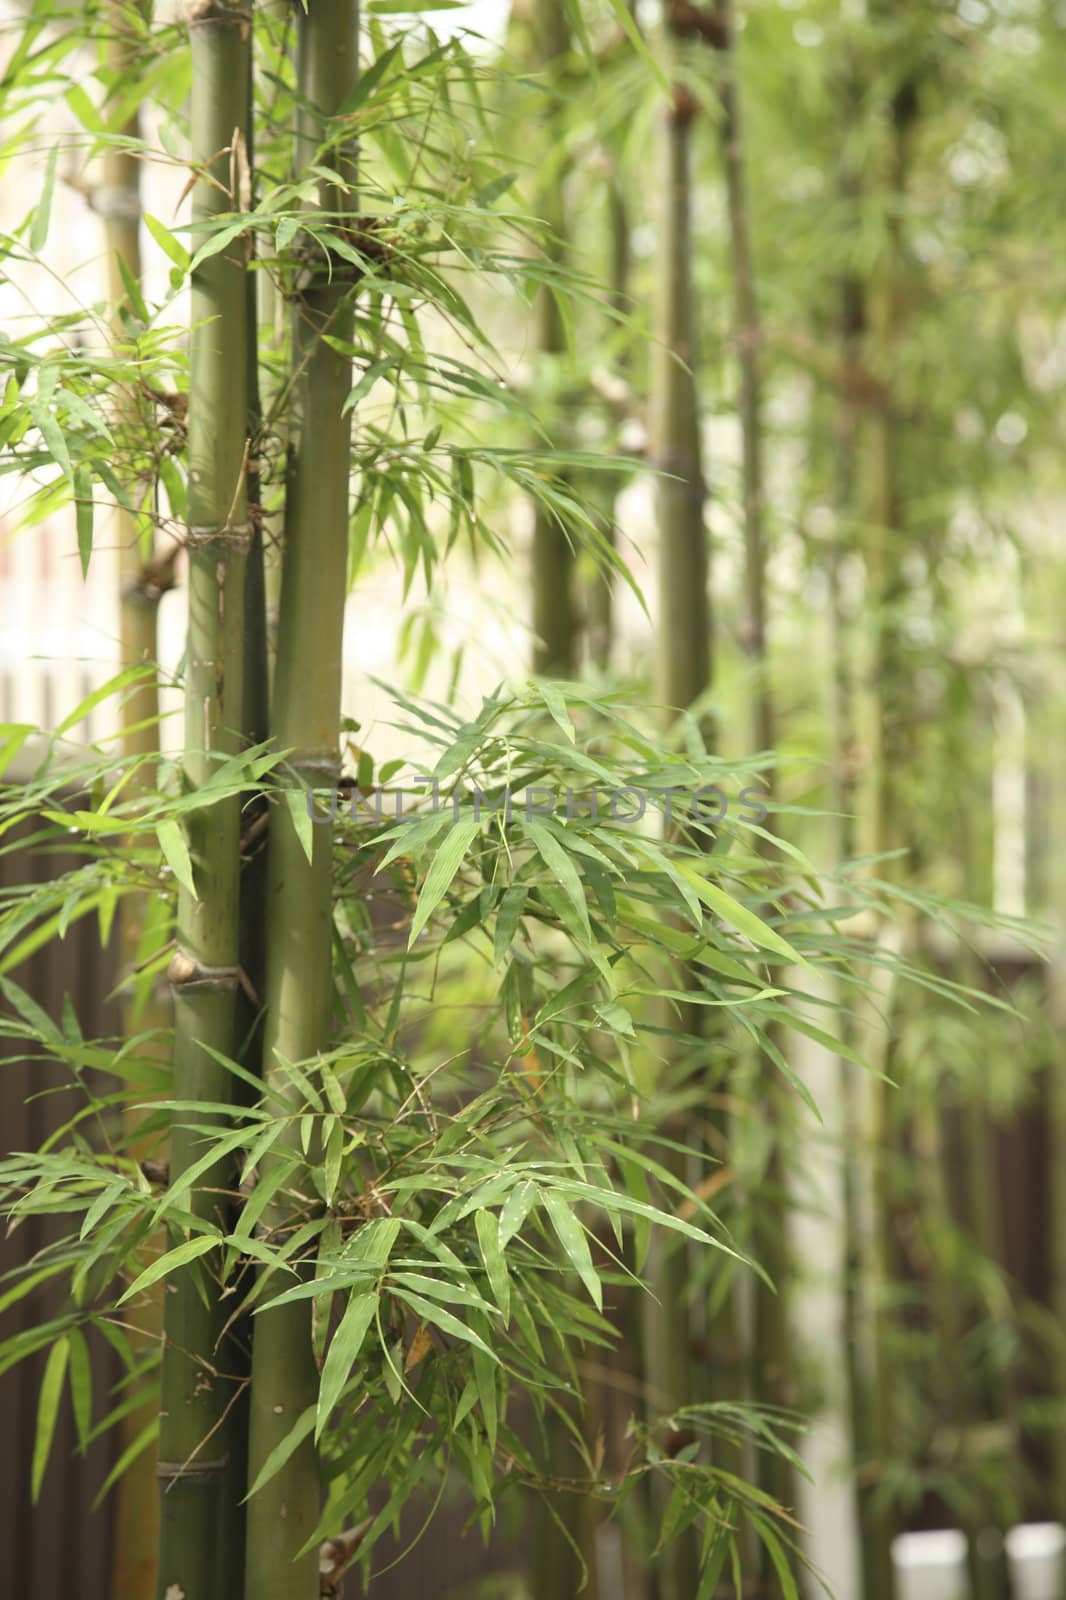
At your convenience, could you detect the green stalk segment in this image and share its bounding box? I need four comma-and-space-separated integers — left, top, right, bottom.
243, 6, 358, 1597
156, 4, 252, 1598
645, 25, 708, 1600
530, 0, 577, 677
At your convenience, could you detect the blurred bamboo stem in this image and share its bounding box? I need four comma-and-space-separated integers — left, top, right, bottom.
645, 17, 709, 1598
714, 5, 797, 1564
530, 0, 577, 676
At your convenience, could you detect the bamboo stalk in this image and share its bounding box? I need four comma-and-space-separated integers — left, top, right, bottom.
530, 0, 577, 677
243, 6, 358, 1596
156, 5, 252, 1596
712, 7, 798, 1560
644, 17, 708, 1598
832, 211, 892, 1600
101, 4, 170, 1595
585, 168, 631, 673
858, 59, 921, 1600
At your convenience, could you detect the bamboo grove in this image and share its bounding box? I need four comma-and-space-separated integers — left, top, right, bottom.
0, 0, 1062, 1597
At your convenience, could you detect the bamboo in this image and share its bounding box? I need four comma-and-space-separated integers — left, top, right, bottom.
832, 205, 891, 1600
644, 17, 708, 1599
243, 6, 358, 1595
585, 169, 631, 673
102, 4, 169, 1595
859, 56, 920, 1600
713, 5, 797, 1556
156, 5, 251, 1596
530, 0, 577, 677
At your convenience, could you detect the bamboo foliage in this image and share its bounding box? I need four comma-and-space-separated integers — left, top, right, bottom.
243, 4, 358, 1595
156, 4, 251, 1596
0, 3, 1060, 1595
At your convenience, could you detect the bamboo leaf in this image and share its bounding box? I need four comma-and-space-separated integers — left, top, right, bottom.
157, 820, 197, 899
408, 818, 480, 946
475, 1208, 510, 1324
245, 1403, 316, 1500
91, 1416, 158, 1512
74, 464, 94, 576
391, 1288, 497, 1358
31, 1335, 69, 1501
526, 819, 590, 941
317, 1290, 378, 1439
674, 863, 805, 964
285, 784, 315, 864
117, 1232, 219, 1305
543, 1190, 601, 1310
30, 146, 58, 253
67, 1326, 92, 1452
144, 211, 190, 271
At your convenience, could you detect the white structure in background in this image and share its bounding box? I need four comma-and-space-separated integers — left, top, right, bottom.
893, 1531, 969, 1600
1007, 1524, 1066, 1600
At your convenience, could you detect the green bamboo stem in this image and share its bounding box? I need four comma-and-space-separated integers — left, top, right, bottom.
243, 7, 358, 1596
653, 89, 709, 722
156, 6, 251, 1596
530, 0, 577, 677
102, 5, 169, 1595
859, 68, 920, 1600
585, 169, 631, 673
713, 6, 797, 1554
833, 253, 894, 1600
644, 23, 708, 1600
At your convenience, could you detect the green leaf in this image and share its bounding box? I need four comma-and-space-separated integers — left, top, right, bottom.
91, 1416, 158, 1513
391, 1289, 497, 1358
144, 212, 190, 271
67, 1327, 92, 1452
749, 1515, 801, 1600
285, 784, 315, 865
408, 818, 480, 947
32, 1336, 69, 1501
493, 886, 527, 965
188, 214, 251, 272
317, 1290, 378, 1439
157, 820, 197, 899
498, 1179, 536, 1247
475, 1209, 510, 1324
74, 464, 93, 576
533, 680, 575, 742
245, 1403, 316, 1500
674, 863, 805, 964
30, 146, 58, 254
543, 1190, 601, 1310
526, 819, 590, 941
117, 1232, 220, 1306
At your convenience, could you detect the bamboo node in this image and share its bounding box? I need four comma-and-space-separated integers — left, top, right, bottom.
156, 1455, 230, 1482
167, 950, 241, 991
291, 754, 342, 783
183, 0, 251, 26
186, 522, 254, 551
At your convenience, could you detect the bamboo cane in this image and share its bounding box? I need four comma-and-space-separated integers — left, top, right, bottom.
155, 5, 252, 1596
530, 0, 577, 677
243, 6, 358, 1596
712, 6, 798, 1560
101, 4, 169, 1595
644, 16, 709, 1598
